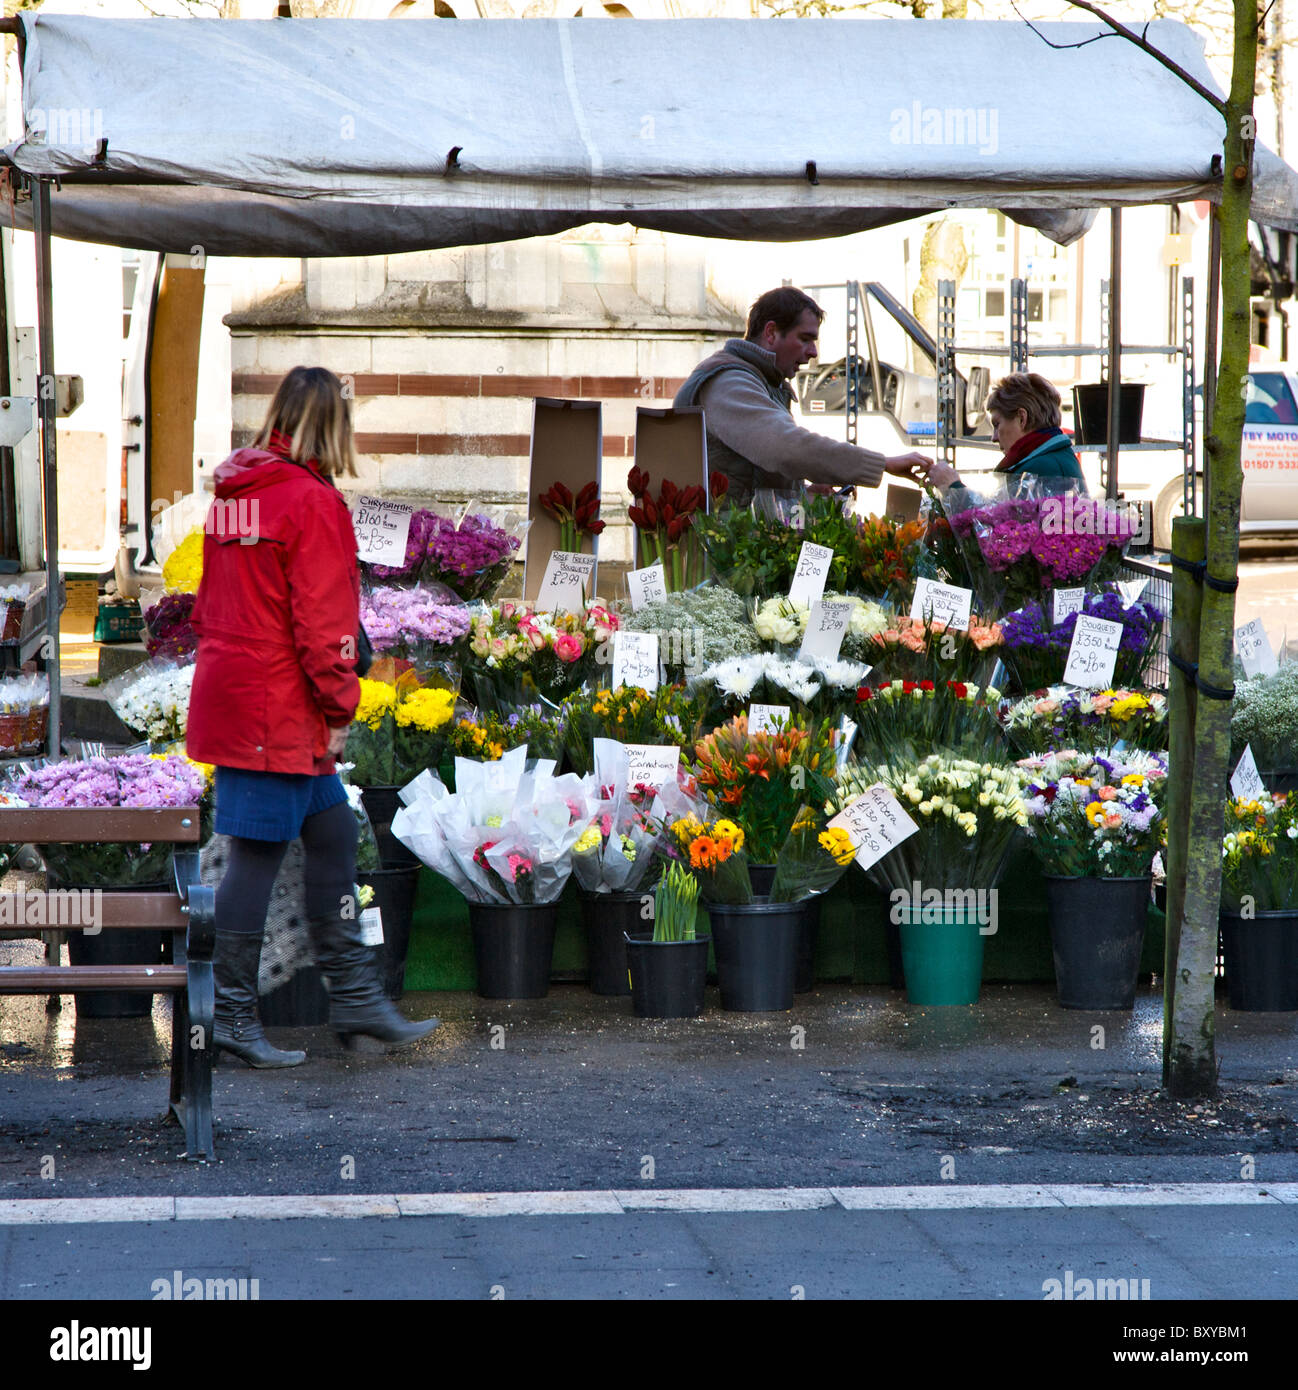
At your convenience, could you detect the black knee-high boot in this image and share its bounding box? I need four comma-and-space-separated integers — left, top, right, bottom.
213, 931, 307, 1068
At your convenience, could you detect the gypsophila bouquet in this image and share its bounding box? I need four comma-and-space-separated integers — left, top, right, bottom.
1017, 749, 1167, 878
616, 585, 756, 682
16, 753, 207, 887
1000, 686, 1169, 755
1221, 793, 1298, 912
752, 593, 889, 663
359, 586, 471, 662
853, 679, 1007, 764
465, 597, 619, 706
144, 592, 198, 662
104, 660, 196, 747
1230, 663, 1298, 774
1000, 593, 1164, 694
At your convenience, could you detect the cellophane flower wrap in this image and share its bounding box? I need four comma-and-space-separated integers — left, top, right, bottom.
690, 713, 837, 864
836, 754, 1028, 894
1230, 663, 1298, 772
867, 612, 1005, 685
1000, 593, 1164, 694
392, 747, 594, 905
946, 488, 1140, 615
1000, 686, 1169, 755
853, 679, 1007, 764
14, 753, 207, 887
161, 528, 204, 593
144, 592, 198, 662
359, 584, 471, 665
104, 659, 196, 747
1221, 793, 1298, 912
768, 806, 858, 904
692, 652, 870, 731
340, 775, 382, 873
752, 592, 889, 663
465, 597, 619, 708
1017, 749, 1167, 878
570, 773, 662, 896
367, 507, 527, 601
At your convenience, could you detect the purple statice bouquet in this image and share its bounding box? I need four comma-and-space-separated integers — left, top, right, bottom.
16, 753, 208, 887
144, 592, 198, 662
948, 494, 1139, 615
1001, 592, 1164, 694
359, 586, 471, 662
367, 509, 523, 602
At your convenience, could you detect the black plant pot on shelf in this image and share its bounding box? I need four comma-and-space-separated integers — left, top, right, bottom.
468, 901, 559, 1000
578, 889, 642, 996
624, 932, 710, 1019
1220, 909, 1298, 1011
1045, 875, 1150, 1010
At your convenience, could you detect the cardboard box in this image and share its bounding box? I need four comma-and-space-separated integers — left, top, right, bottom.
62, 576, 99, 637
523, 398, 603, 603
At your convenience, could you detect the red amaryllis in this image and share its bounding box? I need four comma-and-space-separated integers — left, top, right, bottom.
539, 478, 603, 553
709, 471, 729, 501
627, 465, 710, 591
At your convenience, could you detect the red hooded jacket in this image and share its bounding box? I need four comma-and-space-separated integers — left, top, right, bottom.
186, 439, 360, 775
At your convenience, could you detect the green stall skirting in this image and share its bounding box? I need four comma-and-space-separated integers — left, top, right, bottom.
403, 844, 1167, 992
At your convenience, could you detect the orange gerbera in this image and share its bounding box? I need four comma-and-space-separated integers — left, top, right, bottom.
690, 836, 718, 869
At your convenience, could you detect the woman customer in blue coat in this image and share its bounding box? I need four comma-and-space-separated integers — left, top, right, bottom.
922, 372, 1086, 494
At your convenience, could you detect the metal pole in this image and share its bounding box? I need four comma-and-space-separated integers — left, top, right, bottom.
32, 178, 60, 757
1203, 210, 1222, 521
1105, 208, 1122, 503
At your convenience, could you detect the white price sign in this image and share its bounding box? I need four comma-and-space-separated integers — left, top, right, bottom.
788, 541, 835, 607
351, 495, 414, 567
626, 561, 667, 612
1117, 578, 1149, 609
535, 550, 597, 616
623, 744, 680, 790
1063, 615, 1123, 688
1235, 619, 1278, 678
798, 599, 853, 662
910, 577, 973, 632
358, 907, 384, 946
829, 784, 920, 871
1230, 744, 1267, 803
612, 631, 659, 694
1052, 587, 1086, 626
748, 703, 791, 736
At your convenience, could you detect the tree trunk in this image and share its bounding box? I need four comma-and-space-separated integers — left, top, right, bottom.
912, 219, 969, 343
1163, 0, 1259, 1099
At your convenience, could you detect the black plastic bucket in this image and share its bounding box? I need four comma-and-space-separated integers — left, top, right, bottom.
795, 897, 823, 994
624, 932, 710, 1018
707, 899, 802, 1012
359, 864, 420, 1000
1072, 383, 1146, 445
259, 961, 331, 1027
468, 901, 559, 999
69, 929, 164, 1019
359, 785, 420, 868
1220, 909, 1298, 1011
579, 890, 646, 996
1045, 875, 1150, 1010
749, 864, 777, 896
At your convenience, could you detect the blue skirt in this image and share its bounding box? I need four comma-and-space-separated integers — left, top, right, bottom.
214, 767, 348, 842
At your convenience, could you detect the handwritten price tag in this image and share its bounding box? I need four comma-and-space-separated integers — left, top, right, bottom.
626, 562, 667, 612
1235, 619, 1278, 678
351, 495, 414, 567
788, 541, 835, 607
910, 577, 973, 632
749, 703, 791, 735
1063, 615, 1123, 688
535, 550, 596, 616
612, 631, 659, 694
1230, 745, 1267, 802
1052, 587, 1086, 626
624, 744, 680, 790
1117, 578, 1149, 609
829, 784, 919, 871
798, 599, 853, 662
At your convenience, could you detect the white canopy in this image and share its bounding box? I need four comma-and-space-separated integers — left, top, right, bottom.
5, 14, 1297, 254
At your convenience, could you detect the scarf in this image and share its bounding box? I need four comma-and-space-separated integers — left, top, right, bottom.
997, 425, 1062, 472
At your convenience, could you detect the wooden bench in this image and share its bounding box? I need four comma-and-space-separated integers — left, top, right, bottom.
0, 806, 215, 1160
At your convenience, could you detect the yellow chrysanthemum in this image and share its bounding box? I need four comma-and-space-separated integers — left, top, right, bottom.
162, 529, 205, 594
353, 678, 398, 730
395, 687, 457, 732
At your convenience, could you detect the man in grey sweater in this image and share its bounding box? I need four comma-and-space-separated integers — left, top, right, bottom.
675, 286, 931, 507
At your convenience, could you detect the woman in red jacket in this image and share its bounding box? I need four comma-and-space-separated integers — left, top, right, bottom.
188, 367, 438, 1067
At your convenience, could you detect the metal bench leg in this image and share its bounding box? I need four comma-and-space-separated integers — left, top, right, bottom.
43, 930, 63, 1012
176, 961, 214, 1160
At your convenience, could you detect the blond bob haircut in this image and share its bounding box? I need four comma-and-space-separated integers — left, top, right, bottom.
254, 366, 358, 479
986, 373, 1062, 433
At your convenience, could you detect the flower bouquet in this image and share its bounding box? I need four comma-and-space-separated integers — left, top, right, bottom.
1000, 686, 1169, 755
162, 528, 204, 593
561, 684, 706, 776
752, 592, 889, 663
446, 705, 567, 767
345, 677, 399, 786
359, 585, 471, 666
1221, 793, 1298, 913
856, 515, 927, 604
465, 598, 618, 708
616, 586, 754, 683
143, 592, 198, 662
692, 652, 870, 731
626, 467, 711, 592
392, 683, 458, 782
853, 679, 1007, 764
1017, 750, 1167, 877
1000, 593, 1164, 694
14, 753, 208, 888
656, 806, 753, 904
0, 672, 49, 754
537, 481, 606, 554
1230, 663, 1298, 776
767, 808, 858, 905
570, 778, 662, 896
104, 659, 196, 749
945, 490, 1141, 616
346, 674, 459, 787
867, 613, 1004, 685
368, 507, 527, 601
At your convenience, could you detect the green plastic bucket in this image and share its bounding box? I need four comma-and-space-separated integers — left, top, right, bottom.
895, 902, 987, 1006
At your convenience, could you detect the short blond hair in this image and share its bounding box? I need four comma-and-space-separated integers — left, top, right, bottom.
254, 366, 357, 479
986, 373, 1061, 432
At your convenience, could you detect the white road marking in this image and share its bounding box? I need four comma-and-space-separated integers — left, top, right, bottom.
1, 1184, 1295, 1225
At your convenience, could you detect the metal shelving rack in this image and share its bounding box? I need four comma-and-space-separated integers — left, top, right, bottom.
935, 276, 1197, 516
